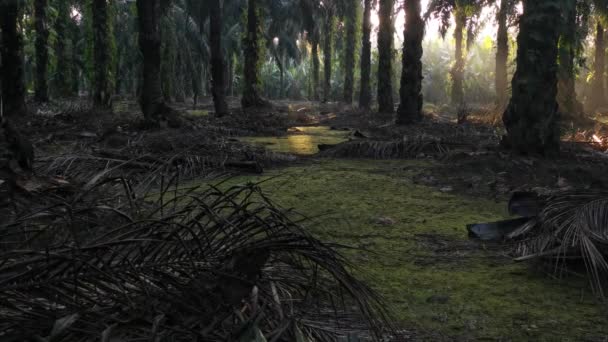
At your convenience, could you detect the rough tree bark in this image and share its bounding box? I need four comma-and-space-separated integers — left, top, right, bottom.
0, 1, 28, 117
136, 0, 175, 125
342, 0, 357, 104
503, 0, 562, 155
92, 0, 113, 109
359, 0, 372, 109
323, 10, 335, 103
557, 2, 584, 119
397, 0, 424, 124
377, 0, 394, 113
210, 0, 229, 116
495, 0, 509, 109
242, 0, 267, 108
589, 22, 605, 111
451, 9, 466, 106
34, 0, 49, 102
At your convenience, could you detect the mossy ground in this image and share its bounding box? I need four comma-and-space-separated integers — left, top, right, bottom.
239, 126, 350, 155
186, 109, 209, 117
205, 159, 608, 341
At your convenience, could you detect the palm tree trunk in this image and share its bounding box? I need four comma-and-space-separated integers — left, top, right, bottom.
242, 0, 266, 108
210, 0, 229, 116
69, 30, 80, 95
92, 0, 113, 109
54, 1, 72, 97
589, 22, 605, 111
342, 0, 357, 104
279, 55, 285, 98
377, 0, 394, 113
451, 10, 466, 106
136, 0, 173, 124
272, 50, 284, 99
495, 0, 509, 109
34, 0, 49, 103
557, 2, 584, 119
503, 0, 561, 155
359, 0, 372, 109
323, 11, 335, 103
228, 54, 235, 97
174, 52, 186, 102
312, 39, 320, 101
0, 2, 27, 117
396, 0, 424, 124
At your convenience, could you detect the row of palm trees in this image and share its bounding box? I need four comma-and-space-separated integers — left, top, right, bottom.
226, 0, 606, 153
0, 0, 605, 154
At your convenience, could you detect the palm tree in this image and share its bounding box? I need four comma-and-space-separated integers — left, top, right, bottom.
322, 3, 336, 103
92, 0, 115, 109
589, 19, 606, 111
377, 0, 394, 113
34, 0, 49, 103
359, 0, 373, 109
210, 0, 229, 116
53, 0, 74, 97
342, 0, 359, 104
451, 7, 466, 105
300, 0, 321, 100
242, 0, 268, 108
397, 0, 425, 124
311, 37, 321, 100
0, 0, 27, 117
426, 0, 487, 106
267, 0, 306, 99
557, 0, 587, 118
503, 0, 562, 154
137, 0, 174, 124
495, 0, 511, 109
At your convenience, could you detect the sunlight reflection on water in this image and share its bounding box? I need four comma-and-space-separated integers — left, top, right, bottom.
239, 126, 349, 155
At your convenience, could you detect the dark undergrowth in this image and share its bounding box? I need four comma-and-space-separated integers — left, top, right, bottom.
0, 173, 397, 341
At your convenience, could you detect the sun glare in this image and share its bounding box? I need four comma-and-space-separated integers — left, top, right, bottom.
369, 0, 503, 44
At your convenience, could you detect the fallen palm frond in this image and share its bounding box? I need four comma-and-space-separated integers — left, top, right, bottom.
319, 136, 458, 159
508, 191, 608, 297
0, 178, 394, 341
36, 130, 295, 195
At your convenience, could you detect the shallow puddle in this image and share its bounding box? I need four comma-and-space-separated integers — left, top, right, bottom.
239, 126, 350, 155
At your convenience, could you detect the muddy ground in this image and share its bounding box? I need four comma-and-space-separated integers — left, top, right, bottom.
9, 96, 608, 341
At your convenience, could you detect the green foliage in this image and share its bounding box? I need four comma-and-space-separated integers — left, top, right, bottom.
49, 0, 76, 96
114, 1, 139, 95
421, 33, 516, 105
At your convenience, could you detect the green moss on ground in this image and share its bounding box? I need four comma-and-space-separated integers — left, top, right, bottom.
202, 159, 608, 340
186, 110, 209, 117
239, 126, 349, 155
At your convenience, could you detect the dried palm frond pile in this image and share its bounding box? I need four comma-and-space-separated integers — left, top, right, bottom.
508, 191, 608, 297
319, 136, 458, 159
0, 178, 394, 341
36, 129, 295, 194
